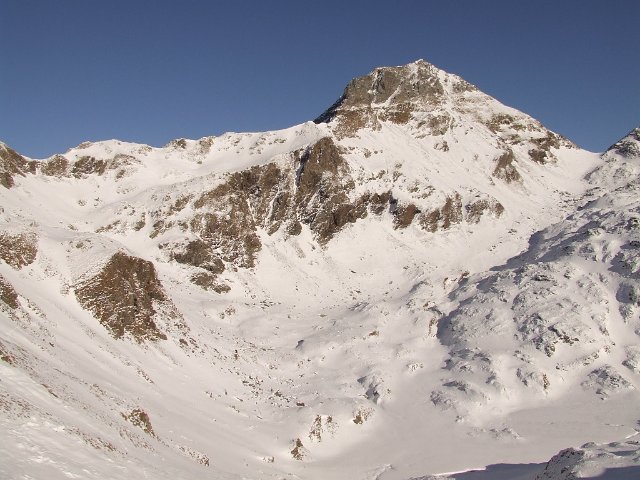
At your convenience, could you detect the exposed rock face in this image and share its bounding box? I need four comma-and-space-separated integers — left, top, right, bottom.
315, 60, 572, 156
292, 137, 368, 244
71, 156, 108, 177
418, 193, 464, 232
172, 239, 226, 274
190, 272, 231, 293
493, 149, 522, 183
167, 137, 381, 278
188, 165, 278, 269
528, 132, 566, 164
39, 152, 140, 179
74, 252, 172, 342
315, 59, 449, 138
0, 232, 38, 269
40, 154, 70, 176
484, 112, 573, 165
122, 408, 156, 437
0, 274, 19, 309
608, 127, 640, 158
392, 201, 421, 229
465, 197, 505, 224
290, 438, 307, 460
154, 134, 508, 285
0, 143, 36, 188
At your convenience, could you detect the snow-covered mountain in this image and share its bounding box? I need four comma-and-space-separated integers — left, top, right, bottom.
1, 60, 638, 480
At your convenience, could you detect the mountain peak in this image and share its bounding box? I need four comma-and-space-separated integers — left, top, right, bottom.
606, 127, 640, 158
314, 59, 464, 132
314, 59, 574, 167
3, 59, 640, 480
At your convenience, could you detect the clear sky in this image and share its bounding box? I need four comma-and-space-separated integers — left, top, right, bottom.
2, 0, 639, 158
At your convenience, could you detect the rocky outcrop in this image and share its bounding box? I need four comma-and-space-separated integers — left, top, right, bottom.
536, 440, 640, 480
392, 201, 421, 229
292, 137, 368, 243
535, 447, 586, 479
417, 193, 464, 232
0, 143, 36, 188
71, 156, 108, 177
122, 408, 156, 437
0, 232, 38, 269
493, 149, 522, 183
608, 127, 640, 158
528, 131, 567, 164
172, 239, 227, 274
315, 60, 449, 138
156, 136, 507, 287
74, 252, 173, 342
189, 272, 231, 293
39, 153, 140, 179
40, 154, 70, 176
191, 136, 364, 248
465, 197, 505, 223
0, 274, 18, 309
188, 166, 275, 269
168, 137, 382, 279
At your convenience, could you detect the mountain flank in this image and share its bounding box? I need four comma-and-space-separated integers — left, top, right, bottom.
0, 60, 638, 480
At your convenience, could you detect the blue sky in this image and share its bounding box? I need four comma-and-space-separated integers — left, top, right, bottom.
2, 0, 638, 158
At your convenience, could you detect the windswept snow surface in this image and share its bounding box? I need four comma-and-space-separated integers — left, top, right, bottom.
1, 61, 639, 480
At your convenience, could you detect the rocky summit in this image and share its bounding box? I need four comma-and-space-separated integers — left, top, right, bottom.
1, 60, 639, 480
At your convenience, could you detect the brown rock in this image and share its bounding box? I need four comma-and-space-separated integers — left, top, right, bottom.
0, 274, 18, 309
187, 137, 366, 256
190, 272, 230, 293
493, 149, 522, 183
122, 408, 156, 437
172, 239, 225, 274
486, 113, 521, 133
418, 193, 463, 232
0, 232, 37, 269
71, 156, 107, 178
292, 137, 370, 243
0, 143, 35, 188
441, 194, 463, 229
465, 198, 505, 223
528, 149, 548, 164
74, 252, 170, 342
528, 132, 571, 164
315, 60, 445, 138
41, 155, 70, 176
394, 203, 421, 229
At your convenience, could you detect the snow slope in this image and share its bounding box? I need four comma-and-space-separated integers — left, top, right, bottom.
1, 61, 638, 479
